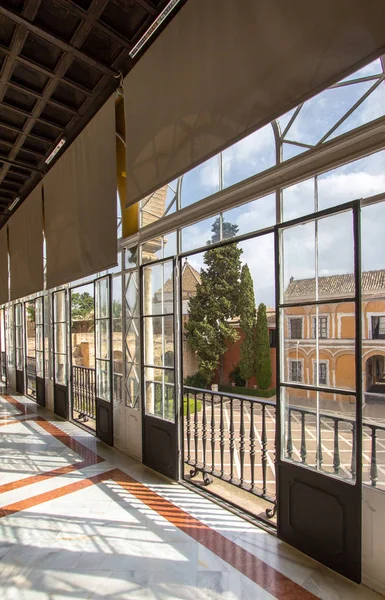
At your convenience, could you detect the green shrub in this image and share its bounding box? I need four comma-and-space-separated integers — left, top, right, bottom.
229, 363, 246, 387
184, 371, 209, 389
219, 384, 276, 399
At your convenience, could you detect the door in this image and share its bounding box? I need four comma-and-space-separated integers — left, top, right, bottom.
141, 258, 178, 479
95, 275, 113, 445
53, 290, 68, 418
35, 297, 45, 406
0, 308, 6, 384
15, 303, 24, 394
276, 205, 362, 582
25, 300, 37, 400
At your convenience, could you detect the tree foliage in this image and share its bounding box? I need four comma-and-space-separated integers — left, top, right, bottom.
255, 303, 272, 390
71, 292, 94, 320
238, 264, 256, 385
185, 219, 242, 385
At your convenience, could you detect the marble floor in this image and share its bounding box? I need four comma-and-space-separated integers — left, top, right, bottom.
0, 392, 383, 600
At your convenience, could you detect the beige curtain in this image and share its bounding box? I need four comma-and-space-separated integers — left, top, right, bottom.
9, 183, 43, 301
44, 95, 117, 290
124, 0, 385, 206
0, 226, 8, 306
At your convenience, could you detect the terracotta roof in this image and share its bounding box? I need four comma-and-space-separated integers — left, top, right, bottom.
284, 269, 385, 300
162, 260, 201, 298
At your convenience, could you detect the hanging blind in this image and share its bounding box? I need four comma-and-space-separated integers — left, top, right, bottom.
0, 226, 8, 306
9, 183, 43, 301
124, 0, 385, 206
44, 95, 117, 290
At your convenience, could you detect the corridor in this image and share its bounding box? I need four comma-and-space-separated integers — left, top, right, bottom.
0, 392, 381, 600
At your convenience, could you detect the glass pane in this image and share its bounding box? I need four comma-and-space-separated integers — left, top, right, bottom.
318, 150, 385, 211
54, 291, 66, 323
35, 298, 43, 325
181, 155, 220, 208
55, 353, 67, 385
125, 362, 140, 409
181, 215, 219, 252
36, 325, 43, 352
141, 232, 177, 264
124, 246, 138, 269
282, 308, 315, 386
318, 302, 356, 392
222, 193, 276, 239
125, 271, 139, 318
96, 359, 111, 402
112, 276, 123, 392
16, 326, 23, 350
282, 386, 356, 481
317, 212, 355, 300
16, 348, 23, 370
222, 124, 276, 188
125, 318, 139, 364
143, 316, 174, 368
144, 367, 175, 422
96, 319, 110, 361
282, 178, 315, 222
15, 304, 22, 326
96, 278, 109, 319
54, 323, 66, 355
36, 351, 44, 378
282, 222, 316, 303
142, 261, 173, 316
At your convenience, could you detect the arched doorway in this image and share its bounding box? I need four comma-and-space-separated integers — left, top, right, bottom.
366, 355, 385, 395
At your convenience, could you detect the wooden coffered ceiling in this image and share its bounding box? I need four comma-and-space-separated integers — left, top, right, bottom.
0, 0, 186, 227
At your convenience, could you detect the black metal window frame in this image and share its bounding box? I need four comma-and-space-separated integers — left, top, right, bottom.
94, 274, 113, 405
275, 200, 362, 488
24, 298, 37, 399
52, 289, 67, 387
140, 256, 177, 424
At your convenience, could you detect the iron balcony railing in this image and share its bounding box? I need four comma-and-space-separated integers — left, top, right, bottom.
184, 386, 277, 513
26, 356, 36, 395
72, 365, 96, 420
184, 386, 385, 517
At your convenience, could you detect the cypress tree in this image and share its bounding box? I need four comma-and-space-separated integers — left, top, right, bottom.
255, 303, 272, 390
185, 219, 242, 385
238, 265, 256, 386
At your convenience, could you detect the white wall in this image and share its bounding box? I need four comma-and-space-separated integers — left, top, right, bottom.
362, 486, 385, 595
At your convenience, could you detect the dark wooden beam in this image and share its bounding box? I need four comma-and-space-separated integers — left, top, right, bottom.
0, 6, 117, 76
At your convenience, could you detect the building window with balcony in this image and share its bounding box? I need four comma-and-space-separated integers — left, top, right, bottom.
313, 361, 328, 385
312, 316, 328, 339
289, 360, 302, 382
289, 317, 303, 339
371, 316, 385, 339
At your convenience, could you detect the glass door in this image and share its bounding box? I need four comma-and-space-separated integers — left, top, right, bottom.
141, 258, 178, 479
15, 303, 24, 394
0, 308, 6, 383
276, 205, 362, 582
94, 275, 113, 445
53, 290, 68, 418
35, 297, 45, 406
25, 300, 36, 400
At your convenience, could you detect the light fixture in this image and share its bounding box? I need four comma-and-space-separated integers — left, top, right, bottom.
45, 137, 66, 165
129, 0, 181, 59
8, 196, 21, 211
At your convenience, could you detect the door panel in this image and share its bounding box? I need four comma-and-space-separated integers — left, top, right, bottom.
53, 291, 69, 419
36, 376, 45, 407
35, 297, 45, 406
15, 303, 24, 394
95, 276, 113, 445
278, 462, 361, 580
276, 206, 362, 582
16, 368, 24, 394
141, 258, 178, 479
